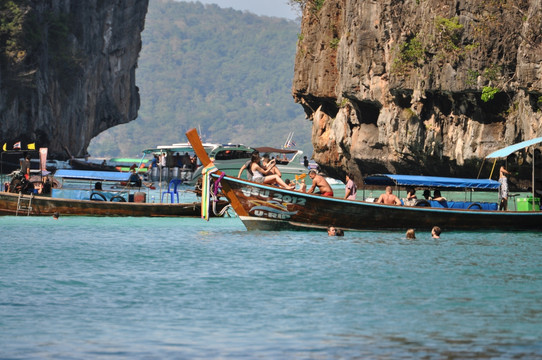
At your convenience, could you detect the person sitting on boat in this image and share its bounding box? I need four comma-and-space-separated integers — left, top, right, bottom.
423, 189, 432, 200
281, 154, 289, 164
250, 153, 294, 189
403, 187, 417, 206
432, 190, 446, 202
39, 176, 52, 195
238, 150, 259, 180
376, 186, 402, 205
262, 154, 281, 177
307, 170, 334, 197
298, 179, 307, 192
498, 165, 511, 211
128, 169, 142, 188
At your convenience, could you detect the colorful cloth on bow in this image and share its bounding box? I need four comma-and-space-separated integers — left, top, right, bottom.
201, 163, 218, 220
213, 173, 225, 198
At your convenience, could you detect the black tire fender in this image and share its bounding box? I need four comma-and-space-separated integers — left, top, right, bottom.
415, 199, 431, 207
467, 202, 482, 210
90, 192, 107, 201
110, 195, 126, 202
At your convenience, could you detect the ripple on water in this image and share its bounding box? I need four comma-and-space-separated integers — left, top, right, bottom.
0, 216, 541, 358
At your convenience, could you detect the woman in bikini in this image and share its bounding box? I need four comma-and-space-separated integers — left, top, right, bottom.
250, 153, 294, 189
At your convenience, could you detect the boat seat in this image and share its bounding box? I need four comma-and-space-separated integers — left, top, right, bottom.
162, 179, 183, 203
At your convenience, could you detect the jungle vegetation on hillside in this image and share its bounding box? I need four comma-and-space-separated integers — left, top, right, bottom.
89, 0, 312, 158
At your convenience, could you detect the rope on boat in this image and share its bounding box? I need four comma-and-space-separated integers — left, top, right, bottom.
213, 200, 233, 217
208, 172, 235, 217
211, 173, 234, 217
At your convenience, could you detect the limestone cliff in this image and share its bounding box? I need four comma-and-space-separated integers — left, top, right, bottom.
0, 0, 148, 158
293, 0, 542, 181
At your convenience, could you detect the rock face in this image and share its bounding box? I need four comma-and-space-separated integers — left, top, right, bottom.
0, 0, 148, 158
293, 0, 542, 181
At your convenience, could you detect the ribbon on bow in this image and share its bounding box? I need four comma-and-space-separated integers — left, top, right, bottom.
201, 163, 218, 220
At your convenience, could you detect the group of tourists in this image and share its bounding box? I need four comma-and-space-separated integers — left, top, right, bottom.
238, 150, 338, 196
148, 152, 198, 172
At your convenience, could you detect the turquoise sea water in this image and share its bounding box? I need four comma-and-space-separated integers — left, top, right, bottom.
1, 215, 541, 359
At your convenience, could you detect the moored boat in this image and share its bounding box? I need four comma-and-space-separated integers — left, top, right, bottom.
142, 142, 309, 185
0, 169, 229, 217
186, 128, 542, 232
68, 158, 119, 172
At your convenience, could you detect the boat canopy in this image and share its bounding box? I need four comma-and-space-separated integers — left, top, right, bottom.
363, 174, 500, 190
54, 169, 131, 182
485, 137, 542, 159
254, 147, 298, 154
141, 143, 252, 155
142, 144, 196, 155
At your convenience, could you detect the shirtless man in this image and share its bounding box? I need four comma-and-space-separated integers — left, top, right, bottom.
377, 186, 402, 205
307, 170, 334, 197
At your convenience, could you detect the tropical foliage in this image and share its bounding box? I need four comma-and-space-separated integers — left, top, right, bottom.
89, 1, 311, 158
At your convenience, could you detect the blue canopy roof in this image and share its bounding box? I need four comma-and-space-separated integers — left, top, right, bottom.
55, 169, 131, 182
485, 137, 542, 158
363, 174, 500, 190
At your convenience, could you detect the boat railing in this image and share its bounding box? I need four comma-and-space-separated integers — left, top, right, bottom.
147, 166, 195, 182
52, 186, 144, 202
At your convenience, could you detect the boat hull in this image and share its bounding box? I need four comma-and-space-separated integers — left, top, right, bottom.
69, 159, 118, 172
217, 176, 542, 231
0, 191, 228, 217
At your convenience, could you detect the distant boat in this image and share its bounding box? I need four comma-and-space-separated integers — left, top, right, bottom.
68, 158, 118, 172
0, 169, 229, 217
186, 128, 542, 232
142, 142, 310, 185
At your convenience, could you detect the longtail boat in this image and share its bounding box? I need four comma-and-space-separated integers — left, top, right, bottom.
0, 169, 229, 217
186, 128, 542, 231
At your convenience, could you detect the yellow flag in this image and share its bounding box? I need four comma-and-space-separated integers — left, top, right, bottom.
2, 143, 6, 151
27, 143, 36, 150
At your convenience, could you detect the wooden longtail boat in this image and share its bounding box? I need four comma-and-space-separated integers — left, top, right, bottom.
186, 128, 542, 231
0, 169, 229, 217
0, 191, 229, 217
68, 158, 119, 172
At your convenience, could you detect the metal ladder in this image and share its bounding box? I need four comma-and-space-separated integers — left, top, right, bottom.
16, 192, 33, 216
